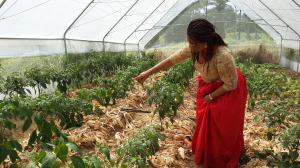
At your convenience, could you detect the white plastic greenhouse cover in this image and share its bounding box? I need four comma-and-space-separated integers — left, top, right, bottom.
0, 0, 197, 58
229, 0, 300, 50
229, 0, 300, 72
1, 0, 300, 59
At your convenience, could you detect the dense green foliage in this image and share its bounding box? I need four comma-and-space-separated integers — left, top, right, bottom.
0, 51, 137, 98
0, 51, 166, 168
146, 59, 195, 126
236, 58, 300, 167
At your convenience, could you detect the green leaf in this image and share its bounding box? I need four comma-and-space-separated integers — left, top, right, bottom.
28, 130, 37, 146
52, 162, 60, 168
102, 148, 111, 160
153, 139, 160, 151
9, 164, 18, 168
0, 145, 8, 163
137, 160, 145, 168
4, 141, 14, 150
70, 156, 85, 168
41, 154, 56, 168
92, 160, 102, 168
266, 132, 272, 140
48, 109, 56, 117
41, 142, 54, 152
4, 120, 16, 130
9, 139, 22, 152
147, 160, 155, 168
41, 121, 52, 143
55, 141, 68, 164
121, 163, 128, 168
290, 135, 298, 142
148, 99, 152, 106
94, 107, 105, 116
25, 107, 33, 118
290, 151, 299, 159
109, 159, 115, 166
36, 151, 47, 163
23, 118, 32, 133
25, 162, 37, 168
165, 121, 169, 129
66, 142, 82, 156
34, 112, 44, 126
129, 146, 136, 156
8, 150, 20, 163
57, 113, 66, 125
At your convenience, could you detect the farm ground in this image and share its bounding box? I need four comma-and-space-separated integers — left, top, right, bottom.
9, 68, 300, 168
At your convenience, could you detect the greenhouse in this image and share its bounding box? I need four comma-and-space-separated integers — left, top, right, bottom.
0, 0, 299, 168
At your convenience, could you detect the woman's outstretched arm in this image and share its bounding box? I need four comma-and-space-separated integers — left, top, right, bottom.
132, 58, 174, 83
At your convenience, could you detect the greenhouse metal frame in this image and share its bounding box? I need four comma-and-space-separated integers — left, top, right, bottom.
0, 0, 300, 72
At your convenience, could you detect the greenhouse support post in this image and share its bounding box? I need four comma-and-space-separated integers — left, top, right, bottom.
259, 0, 300, 38
298, 42, 300, 72
205, 0, 208, 19
63, 0, 94, 61
0, 0, 6, 8
238, 10, 241, 40
137, 0, 181, 57
124, 0, 165, 55
243, 0, 283, 65
259, 0, 300, 68
292, 0, 300, 7
103, 0, 139, 53
292, 0, 300, 72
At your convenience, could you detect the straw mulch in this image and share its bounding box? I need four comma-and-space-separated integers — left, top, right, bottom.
62, 72, 271, 168
9, 68, 300, 168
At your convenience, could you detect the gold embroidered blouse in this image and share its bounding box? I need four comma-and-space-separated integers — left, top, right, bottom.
168, 44, 238, 91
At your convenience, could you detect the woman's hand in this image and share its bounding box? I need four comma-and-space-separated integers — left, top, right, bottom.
132, 58, 174, 83
132, 71, 150, 83
204, 94, 213, 104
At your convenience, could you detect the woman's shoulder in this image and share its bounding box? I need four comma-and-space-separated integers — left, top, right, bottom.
215, 45, 232, 56
180, 44, 191, 54
213, 45, 234, 63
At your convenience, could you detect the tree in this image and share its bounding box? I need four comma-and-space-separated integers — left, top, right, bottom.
206, 0, 236, 39
145, 0, 237, 47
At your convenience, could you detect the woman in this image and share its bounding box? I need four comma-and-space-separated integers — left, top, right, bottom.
133, 18, 247, 168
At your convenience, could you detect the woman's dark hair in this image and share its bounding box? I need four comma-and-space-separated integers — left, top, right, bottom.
187, 18, 227, 64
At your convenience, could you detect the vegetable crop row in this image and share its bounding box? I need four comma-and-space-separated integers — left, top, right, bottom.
0, 51, 137, 98
0, 51, 157, 167
236, 58, 300, 167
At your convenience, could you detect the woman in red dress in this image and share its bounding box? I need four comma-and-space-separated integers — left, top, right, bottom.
133, 18, 248, 168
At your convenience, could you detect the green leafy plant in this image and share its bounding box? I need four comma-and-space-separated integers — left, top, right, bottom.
144, 58, 194, 126
0, 99, 23, 167
2, 72, 30, 98
23, 93, 93, 148
25, 137, 83, 168
237, 57, 300, 167
0, 62, 5, 82
236, 58, 287, 110
146, 81, 184, 125
79, 53, 159, 107
24, 67, 54, 95
162, 59, 195, 88
67, 125, 164, 168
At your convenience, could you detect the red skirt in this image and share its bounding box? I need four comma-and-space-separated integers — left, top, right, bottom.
192, 68, 248, 168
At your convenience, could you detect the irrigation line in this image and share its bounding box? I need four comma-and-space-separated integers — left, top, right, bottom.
120, 108, 196, 121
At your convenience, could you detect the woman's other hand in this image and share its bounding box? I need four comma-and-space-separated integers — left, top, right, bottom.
204, 94, 213, 104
